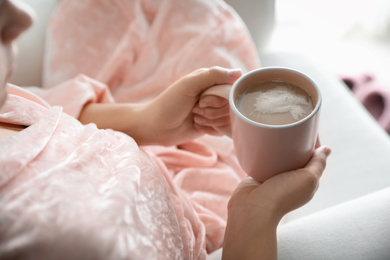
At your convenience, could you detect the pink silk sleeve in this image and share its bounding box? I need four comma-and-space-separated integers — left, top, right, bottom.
26, 74, 115, 118
0, 86, 208, 259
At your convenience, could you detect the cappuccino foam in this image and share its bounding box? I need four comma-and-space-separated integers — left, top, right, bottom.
236, 81, 314, 125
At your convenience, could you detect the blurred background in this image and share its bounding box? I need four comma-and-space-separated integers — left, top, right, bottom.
267, 0, 390, 82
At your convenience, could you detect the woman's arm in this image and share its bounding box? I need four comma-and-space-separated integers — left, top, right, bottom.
223, 206, 279, 260
222, 146, 331, 260
78, 102, 148, 143
78, 67, 241, 146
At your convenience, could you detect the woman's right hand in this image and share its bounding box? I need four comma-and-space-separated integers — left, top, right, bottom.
222, 145, 331, 260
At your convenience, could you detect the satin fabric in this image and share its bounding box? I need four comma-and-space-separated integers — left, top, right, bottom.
0, 0, 259, 258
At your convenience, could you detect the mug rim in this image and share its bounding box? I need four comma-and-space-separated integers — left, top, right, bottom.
229, 66, 322, 129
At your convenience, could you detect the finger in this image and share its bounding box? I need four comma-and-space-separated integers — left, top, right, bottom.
183, 67, 242, 97
194, 114, 230, 127
200, 84, 231, 101
199, 95, 229, 108
193, 104, 230, 119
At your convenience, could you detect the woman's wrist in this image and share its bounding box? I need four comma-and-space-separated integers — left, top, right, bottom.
222, 177, 288, 260
223, 207, 280, 260
78, 102, 153, 145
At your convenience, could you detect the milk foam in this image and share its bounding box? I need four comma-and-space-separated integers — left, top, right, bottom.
253, 86, 312, 120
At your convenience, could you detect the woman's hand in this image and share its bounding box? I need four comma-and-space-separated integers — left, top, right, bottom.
79, 67, 241, 146
139, 66, 241, 146
222, 146, 331, 260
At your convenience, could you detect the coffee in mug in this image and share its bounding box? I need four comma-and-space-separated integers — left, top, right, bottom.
235, 80, 314, 125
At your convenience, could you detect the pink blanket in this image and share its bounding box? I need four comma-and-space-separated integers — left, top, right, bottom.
0, 0, 258, 258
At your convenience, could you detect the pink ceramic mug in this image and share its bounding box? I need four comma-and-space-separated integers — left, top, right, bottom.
203, 67, 322, 182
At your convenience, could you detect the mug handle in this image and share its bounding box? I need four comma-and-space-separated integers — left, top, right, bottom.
199, 84, 232, 137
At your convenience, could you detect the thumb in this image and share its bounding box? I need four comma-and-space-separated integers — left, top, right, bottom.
305, 145, 332, 179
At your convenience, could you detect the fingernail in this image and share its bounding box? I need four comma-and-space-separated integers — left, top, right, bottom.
228, 68, 242, 79
323, 146, 332, 157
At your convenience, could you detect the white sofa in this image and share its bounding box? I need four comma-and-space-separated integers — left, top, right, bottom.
12, 0, 390, 259
220, 0, 390, 259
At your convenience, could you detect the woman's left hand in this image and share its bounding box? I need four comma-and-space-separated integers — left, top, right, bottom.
141, 66, 241, 146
